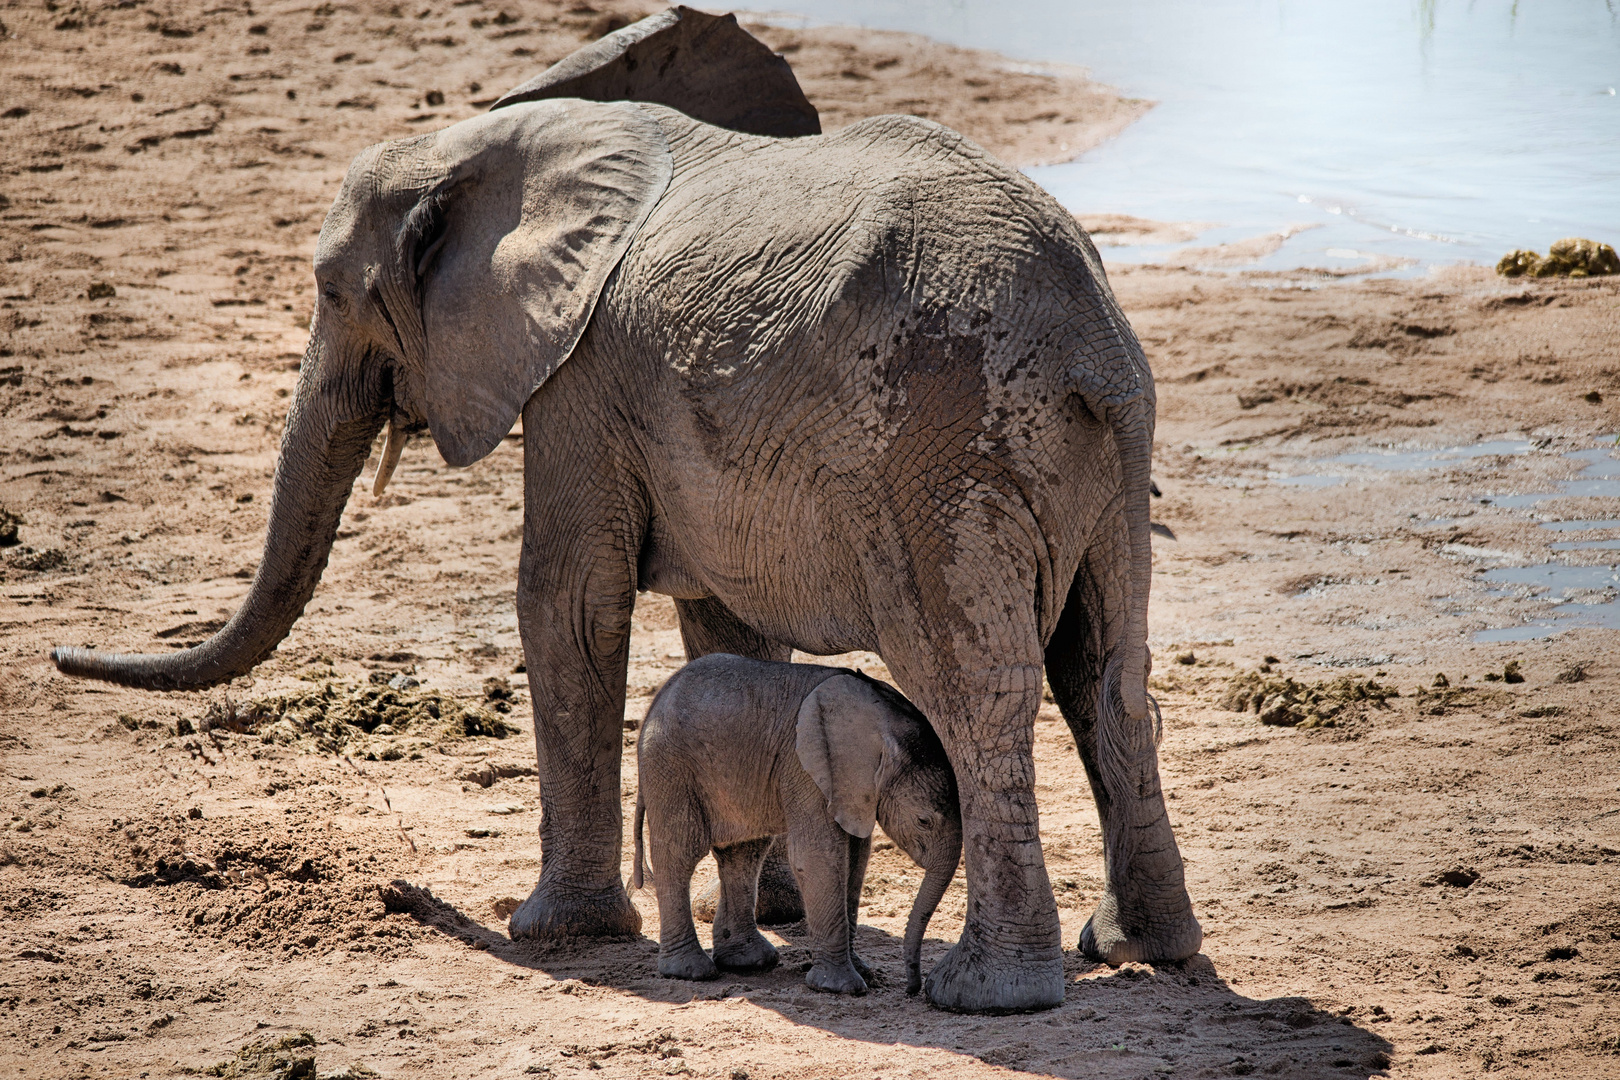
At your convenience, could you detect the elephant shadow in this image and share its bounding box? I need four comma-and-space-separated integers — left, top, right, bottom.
382, 881, 1393, 1079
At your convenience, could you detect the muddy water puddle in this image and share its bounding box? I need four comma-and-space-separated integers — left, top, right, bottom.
1273, 437, 1620, 640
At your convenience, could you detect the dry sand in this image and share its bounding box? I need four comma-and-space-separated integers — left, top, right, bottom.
2, 3, 1619, 1079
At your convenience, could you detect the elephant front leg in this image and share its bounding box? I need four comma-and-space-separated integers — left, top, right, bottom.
786, 818, 867, 995
844, 832, 875, 984
674, 596, 805, 926
507, 437, 644, 942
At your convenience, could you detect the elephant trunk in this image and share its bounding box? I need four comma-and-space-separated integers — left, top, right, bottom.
903, 818, 962, 995
51, 348, 386, 691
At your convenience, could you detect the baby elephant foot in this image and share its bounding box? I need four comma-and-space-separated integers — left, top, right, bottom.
805, 961, 868, 995
713, 928, 780, 973
658, 945, 720, 982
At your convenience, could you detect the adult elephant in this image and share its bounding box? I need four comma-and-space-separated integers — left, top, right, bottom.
51, 8, 1200, 1012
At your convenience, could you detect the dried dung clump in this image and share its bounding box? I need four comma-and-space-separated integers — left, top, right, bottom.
199, 678, 520, 759
0, 505, 21, 546
1219, 672, 1397, 728
1497, 237, 1620, 278
204, 1031, 315, 1078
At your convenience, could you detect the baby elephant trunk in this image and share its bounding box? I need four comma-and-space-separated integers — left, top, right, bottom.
902, 819, 962, 995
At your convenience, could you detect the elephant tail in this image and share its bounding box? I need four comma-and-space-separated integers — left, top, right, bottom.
632, 791, 647, 892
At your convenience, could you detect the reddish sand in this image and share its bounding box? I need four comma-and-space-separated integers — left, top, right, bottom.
2, 3, 1618, 1078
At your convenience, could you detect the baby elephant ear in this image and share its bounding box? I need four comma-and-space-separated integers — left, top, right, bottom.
795, 674, 892, 839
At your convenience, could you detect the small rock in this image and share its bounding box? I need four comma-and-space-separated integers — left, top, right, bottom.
1554, 662, 1589, 683
487, 803, 525, 815
456, 761, 496, 788
387, 673, 419, 691
1176, 651, 1196, 665
86, 281, 116, 299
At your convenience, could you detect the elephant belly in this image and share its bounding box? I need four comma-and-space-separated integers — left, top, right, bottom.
644, 480, 881, 657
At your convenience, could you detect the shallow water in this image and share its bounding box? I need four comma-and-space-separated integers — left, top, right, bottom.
1273, 438, 1534, 486
1474, 562, 1620, 641
1539, 518, 1620, 532
764, 0, 1620, 273
1489, 446, 1620, 507
1259, 437, 1620, 640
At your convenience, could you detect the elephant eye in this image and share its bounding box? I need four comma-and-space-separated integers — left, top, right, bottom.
917, 815, 932, 828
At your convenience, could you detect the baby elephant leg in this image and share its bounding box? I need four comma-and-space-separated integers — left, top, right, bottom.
651, 821, 718, 981
845, 832, 875, 984
789, 823, 867, 995
711, 838, 780, 973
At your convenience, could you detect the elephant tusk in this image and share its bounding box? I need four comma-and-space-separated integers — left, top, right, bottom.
371, 421, 406, 497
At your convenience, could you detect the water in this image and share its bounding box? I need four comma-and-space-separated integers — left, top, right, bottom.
1489, 446, 1620, 507
1539, 519, 1620, 531
1259, 436, 1620, 639
1550, 539, 1620, 550
1474, 562, 1620, 641
1326, 440, 1536, 471
1273, 438, 1534, 485
760, 0, 1620, 273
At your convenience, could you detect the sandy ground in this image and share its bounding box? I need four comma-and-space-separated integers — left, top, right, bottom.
4, 2, 1620, 1078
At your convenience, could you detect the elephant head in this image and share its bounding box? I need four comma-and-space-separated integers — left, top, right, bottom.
795, 672, 963, 995
49, 9, 818, 691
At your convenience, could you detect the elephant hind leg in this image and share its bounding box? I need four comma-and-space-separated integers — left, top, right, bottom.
1045, 548, 1201, 966
710, 837, 780, 973
648, 806, 720, 981
672, 596, 805, 926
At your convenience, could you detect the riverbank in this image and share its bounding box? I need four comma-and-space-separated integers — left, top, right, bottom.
3, 4, 1618, 1079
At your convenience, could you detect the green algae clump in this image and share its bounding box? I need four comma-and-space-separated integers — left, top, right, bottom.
1498, 237, 1620, 278
1218, 671, 1397, 729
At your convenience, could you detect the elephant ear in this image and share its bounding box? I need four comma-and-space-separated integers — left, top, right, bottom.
795, 674, 896, 839
491, 6, 820, 138
419, 99, 671, 466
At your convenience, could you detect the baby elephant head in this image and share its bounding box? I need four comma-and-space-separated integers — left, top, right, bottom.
796, 672, 963, 995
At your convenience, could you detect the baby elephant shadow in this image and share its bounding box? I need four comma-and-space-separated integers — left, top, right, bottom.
381, 880, 1393, 1078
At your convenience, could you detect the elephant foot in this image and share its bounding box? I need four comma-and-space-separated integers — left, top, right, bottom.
713, 928, 779, 973
507, 881, 642, 942
923, 927, 1064, 1014
1079, 889, 1203, 966
659, 944, 720, 981
805, 961, 867, 996
755, 845, 806, 925
690, 849, 805, 926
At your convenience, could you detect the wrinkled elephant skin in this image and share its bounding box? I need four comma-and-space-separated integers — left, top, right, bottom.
633, 655, 961, 996
50, 90, 1200, 1011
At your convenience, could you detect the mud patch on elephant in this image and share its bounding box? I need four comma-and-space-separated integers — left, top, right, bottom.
1218, 672, 1397, 729
197, 678, 520, 759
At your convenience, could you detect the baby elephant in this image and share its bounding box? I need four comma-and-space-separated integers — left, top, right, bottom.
633, 653, 961, 995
